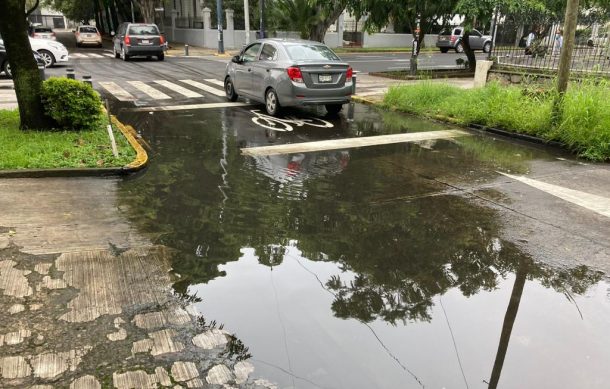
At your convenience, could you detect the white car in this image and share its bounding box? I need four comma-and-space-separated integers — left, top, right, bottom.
28, 38, 69, 67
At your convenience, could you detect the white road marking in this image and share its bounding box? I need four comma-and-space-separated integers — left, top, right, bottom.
154, 80, 203, 98
127, 102, 253, 112
71, 53, 87, 58
204, 78, 225, 87
87, 53, 104, 58
98, 82, 135, 101
179, 79, 225, 97
102, 53, 115, 58
500, 173, 610, 218
127, 81, 171, 100
242, 130, 471, 156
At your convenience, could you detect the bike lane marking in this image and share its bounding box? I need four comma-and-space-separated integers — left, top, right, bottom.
241, 130, 471, 156
178, 79, 225, 97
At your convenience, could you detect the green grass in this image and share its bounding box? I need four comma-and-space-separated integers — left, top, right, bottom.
0, 110, 136, 170
383, 81, 610, 161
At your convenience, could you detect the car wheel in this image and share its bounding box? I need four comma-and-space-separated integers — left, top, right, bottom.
225, 77, 238, 102
440, 48, 449, 53
483, 42, 491, 53
265, 88, 281, 116
455, 43, 464, 53
157, 53, 164, 61
2, 61, 12, 78
325, 104, 343, 115
38, 50, 55, 67
113, 46, 120, 59
121, 46, 129, 61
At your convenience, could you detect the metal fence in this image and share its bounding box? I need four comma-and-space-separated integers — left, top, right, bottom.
491, 19, 610, 75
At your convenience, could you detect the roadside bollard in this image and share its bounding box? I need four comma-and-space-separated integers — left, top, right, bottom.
38, 65, 45, 81
82, 75, 93, 87
352, 71, 358, 95
66, 68, 75, 80
185, 44, 189, 56
347, 102, 355, 122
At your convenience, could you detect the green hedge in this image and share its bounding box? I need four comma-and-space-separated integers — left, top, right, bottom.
41, 77, 103, 131
383, 81, 610, 161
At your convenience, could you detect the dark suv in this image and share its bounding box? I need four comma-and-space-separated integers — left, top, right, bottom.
112, 23, 165, 61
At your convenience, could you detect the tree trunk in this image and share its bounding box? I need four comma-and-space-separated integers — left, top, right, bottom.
557, 0, 580, 94
136, 0, 155, 24
0, 0, 48, 129
462, 29, 476, 72
308, 3, 345, 43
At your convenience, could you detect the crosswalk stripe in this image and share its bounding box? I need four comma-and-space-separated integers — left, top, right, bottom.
71, 53, 87, 58
98, 82, 135, 101
127, 102, 253, 112
102, 53, 115, 58
88, 53, 104, 58
127, 81, 171, 100
154, 80, 203, 98
179, 79, 225, 97
204, 78, 224, 87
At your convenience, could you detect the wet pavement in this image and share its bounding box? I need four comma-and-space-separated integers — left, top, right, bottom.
1, 100, 609, 388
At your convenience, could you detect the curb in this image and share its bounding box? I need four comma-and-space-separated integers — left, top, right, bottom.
351, 95, 379, 105
0, 116, 148, 179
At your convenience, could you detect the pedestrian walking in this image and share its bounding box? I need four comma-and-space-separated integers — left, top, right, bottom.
525, 29, 536, 55
553, 29, 563, 55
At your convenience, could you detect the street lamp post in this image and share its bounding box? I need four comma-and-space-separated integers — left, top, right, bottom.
244, 0, 250, 44
259, 0, 265, 39
217, 0, 224, 54
131, 0, 135, 22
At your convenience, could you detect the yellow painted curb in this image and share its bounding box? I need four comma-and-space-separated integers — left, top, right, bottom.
351, 95, 379, 105
111, 115, 149, 171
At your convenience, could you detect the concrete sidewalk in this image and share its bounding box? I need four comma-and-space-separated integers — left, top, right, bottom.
0, 178, 275, 389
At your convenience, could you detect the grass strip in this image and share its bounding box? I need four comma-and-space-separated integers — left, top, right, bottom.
0, 109, 136, 170
383, 81, 610, 161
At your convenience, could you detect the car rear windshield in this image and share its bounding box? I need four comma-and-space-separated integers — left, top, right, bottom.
285, 44, 339, 61
439, 29, 451, 36
79, 27, 98, 33
128, 25, 159, 35
34, 28, 53, 33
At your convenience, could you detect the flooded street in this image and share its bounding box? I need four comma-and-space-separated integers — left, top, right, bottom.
113, 103, 610, 389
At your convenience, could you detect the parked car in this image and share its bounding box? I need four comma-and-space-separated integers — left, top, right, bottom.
28, 38, 69, 67
436, 27, 492, 53
0, 44, 46, 78
74, 25, 103, 47
112, 23, 165, 61
224, 38, 353, 116
0, 34, 67, 68
28, 25, 57, 40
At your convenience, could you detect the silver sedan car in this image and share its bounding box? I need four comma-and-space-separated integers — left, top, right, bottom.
224, 38, 353, 116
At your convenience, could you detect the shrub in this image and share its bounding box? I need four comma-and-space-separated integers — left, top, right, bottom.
41, 77, 103, 131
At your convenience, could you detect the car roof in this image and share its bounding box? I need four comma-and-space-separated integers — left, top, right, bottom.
256, 38, 330, 46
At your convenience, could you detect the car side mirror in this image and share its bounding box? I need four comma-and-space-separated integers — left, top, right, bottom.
111, 31, 115, 36
232, 55, 241, 64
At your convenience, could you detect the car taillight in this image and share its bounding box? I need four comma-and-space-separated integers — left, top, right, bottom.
124, 35, 131, 45
346, 66, 353, 82
450, 35, 457, 42
287, 66, 303, 83
159, 35, 165, 44
33, 33, 40, 37
96, 32, 101, 37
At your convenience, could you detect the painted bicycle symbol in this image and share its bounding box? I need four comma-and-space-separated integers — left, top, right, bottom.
250, 110, 334, 132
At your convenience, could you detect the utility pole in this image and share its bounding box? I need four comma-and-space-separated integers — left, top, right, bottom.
244, 0, 250, 44
259, 0, 265, 39
557, 0, 580, 94
217, 0, 224, 54
130, 0, 135, 22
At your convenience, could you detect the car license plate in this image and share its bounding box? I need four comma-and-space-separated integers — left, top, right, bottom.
319, 74, 332, 83
141, 39, 151, 45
